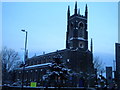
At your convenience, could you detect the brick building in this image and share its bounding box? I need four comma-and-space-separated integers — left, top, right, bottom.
115, 43, 120, 89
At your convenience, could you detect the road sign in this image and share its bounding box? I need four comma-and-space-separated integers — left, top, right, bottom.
30, 82, 37, 87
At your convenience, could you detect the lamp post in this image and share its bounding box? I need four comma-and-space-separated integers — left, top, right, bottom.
21, 30, 28, 88
21, 29, 28, 62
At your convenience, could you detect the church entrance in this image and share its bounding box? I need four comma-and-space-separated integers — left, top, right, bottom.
79, 78, 85, 87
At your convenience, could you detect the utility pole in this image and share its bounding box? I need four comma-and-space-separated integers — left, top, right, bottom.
21, 30, 28, 89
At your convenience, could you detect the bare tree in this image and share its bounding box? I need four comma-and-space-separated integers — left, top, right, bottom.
1, 47, 22, 84
2, 47, 22, 72
93, 56, 105, 75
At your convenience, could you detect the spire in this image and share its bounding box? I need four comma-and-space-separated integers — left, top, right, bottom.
68, 5, 70, 13
78, 8, 80, 15
74, 1, 77, 15
66, 5, 70, 49
91, 38, 93, 53
85, 4, 88, 18
85, 4, 88, 12
67, 5, 70, 19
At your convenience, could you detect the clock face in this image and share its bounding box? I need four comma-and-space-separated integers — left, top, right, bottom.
79, 42, 84, 48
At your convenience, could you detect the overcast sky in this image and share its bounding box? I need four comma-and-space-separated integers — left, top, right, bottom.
2, 2, 118, 67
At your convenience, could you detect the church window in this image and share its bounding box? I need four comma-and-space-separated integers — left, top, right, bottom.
78, 22, 85, 37
71, 22, 74, 28
78, 22, 84, 30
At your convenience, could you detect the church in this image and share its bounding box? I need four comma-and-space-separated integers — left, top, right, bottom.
13, 2, 95, 87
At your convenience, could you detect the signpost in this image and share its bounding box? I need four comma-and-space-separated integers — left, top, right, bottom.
30, 82, 37, 87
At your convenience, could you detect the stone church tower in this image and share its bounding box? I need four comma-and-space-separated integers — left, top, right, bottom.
65, 2, 95, 86
66, 2, 88, 50
66, 2, 94, 73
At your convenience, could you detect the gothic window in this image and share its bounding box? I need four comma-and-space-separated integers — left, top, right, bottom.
78, 22, 84, 37
79, 22, 84, 30
70, 22, 74, 29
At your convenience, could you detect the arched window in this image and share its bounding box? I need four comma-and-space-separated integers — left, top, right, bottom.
78, 22, 84, 37
70, 22, 74, 29
79, 22, 84, 30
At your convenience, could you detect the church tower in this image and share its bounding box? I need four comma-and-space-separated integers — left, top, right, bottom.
66, 3, 95, 86
66, 2, 88, 51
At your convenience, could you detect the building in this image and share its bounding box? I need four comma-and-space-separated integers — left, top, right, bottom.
106, 67, 113, 88
115, 43, 120, 89
14, 2, 95, 87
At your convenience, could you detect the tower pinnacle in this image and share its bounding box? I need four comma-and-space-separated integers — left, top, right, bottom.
67, 5, 70, 19
74, 1, 77, 15
78, 8, 80, 15
85, 4, 88, 18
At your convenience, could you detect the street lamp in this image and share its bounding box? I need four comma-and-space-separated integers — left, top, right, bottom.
21, 29, 28, 63
21, 29, 28, 88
